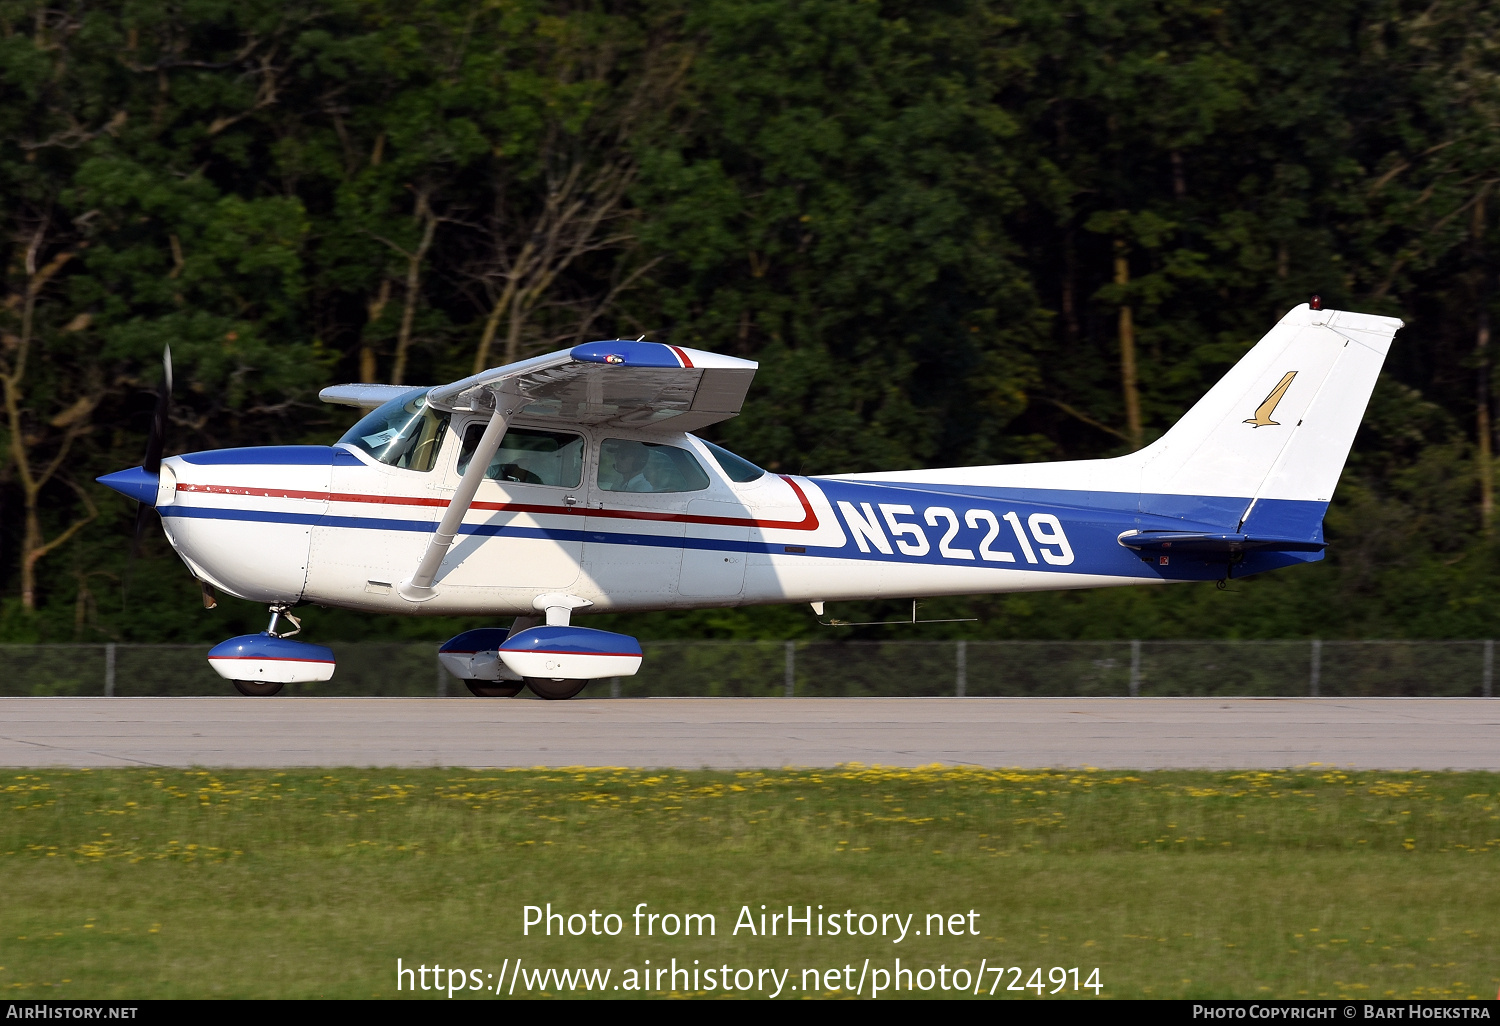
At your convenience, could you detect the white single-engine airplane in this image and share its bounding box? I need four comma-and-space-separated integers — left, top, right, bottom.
99, 302, 1401, 698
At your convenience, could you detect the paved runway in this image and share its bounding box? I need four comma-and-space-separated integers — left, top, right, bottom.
1, 697, 1496, 770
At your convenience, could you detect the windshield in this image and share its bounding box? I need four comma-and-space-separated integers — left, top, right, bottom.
700, 439, 765, 482
338, 388, 450, 472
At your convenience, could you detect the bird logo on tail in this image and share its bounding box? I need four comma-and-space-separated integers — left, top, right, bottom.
1245, 371, 1298, 427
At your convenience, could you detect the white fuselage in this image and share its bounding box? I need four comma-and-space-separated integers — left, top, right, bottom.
157, 418, 1179, 618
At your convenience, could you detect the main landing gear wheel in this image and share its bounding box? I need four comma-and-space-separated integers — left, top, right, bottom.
465, 681, 524, 698
525, 677, 588, 701
231, 680, 284, 697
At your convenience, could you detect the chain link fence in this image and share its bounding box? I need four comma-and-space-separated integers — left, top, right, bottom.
0, 639, 1495, 698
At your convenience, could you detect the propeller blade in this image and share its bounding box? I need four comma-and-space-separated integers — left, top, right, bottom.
142, 344, 172, 475
130, 345, 172, 560
130, 500, 153, 559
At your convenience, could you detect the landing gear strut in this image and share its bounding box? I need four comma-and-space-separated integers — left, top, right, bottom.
265, 606, 302, 638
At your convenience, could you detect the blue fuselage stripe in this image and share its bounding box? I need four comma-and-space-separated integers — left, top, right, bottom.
852, 480, 1254, 529
161, 476, 1329, 583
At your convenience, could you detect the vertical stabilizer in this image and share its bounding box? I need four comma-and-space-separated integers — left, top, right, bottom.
835, 304, 1401, 537
1134, 304, 1401, 525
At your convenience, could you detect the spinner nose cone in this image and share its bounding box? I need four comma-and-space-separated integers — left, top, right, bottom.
97, 466, 159, 506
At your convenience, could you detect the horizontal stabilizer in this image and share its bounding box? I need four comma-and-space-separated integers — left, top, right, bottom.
1119, 530, 1327, 555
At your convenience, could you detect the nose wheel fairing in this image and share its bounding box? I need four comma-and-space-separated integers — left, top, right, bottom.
207, 633, 336, 686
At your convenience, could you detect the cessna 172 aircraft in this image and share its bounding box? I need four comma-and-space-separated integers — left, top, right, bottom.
98, 301, 1401, 698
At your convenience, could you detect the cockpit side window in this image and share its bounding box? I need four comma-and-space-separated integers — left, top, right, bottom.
338, 389, 450, 472
598, 438, 710, 493
700, 439, 766, 483
456, 424, 584, 487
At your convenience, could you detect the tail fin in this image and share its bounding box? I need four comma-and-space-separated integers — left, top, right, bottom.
841, 304, 1401, 535
1134, 304, 1401, 531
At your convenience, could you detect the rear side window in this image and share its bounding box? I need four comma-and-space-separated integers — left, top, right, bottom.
338, 389, 450, 472
598, 438, 710, 493
700, 439, 765, 483
457, 424, 584, 488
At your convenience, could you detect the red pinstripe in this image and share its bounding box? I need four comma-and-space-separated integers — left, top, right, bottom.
175, 476, 821, 531
208, 655, 336, 664
505, 649, 641, 658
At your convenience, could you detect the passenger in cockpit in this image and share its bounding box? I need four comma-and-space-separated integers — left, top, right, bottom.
612, 444, 652, 492
600, 438, 710, 494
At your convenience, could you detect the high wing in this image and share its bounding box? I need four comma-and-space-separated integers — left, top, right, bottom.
317, 340, 758, 602
318, 383, 414, 409
319, 340, 758, 430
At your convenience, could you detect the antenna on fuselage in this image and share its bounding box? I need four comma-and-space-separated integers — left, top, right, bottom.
818, 599, 978, 627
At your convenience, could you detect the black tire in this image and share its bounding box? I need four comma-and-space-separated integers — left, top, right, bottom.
466, 680, 524, 698
232, 680, 284, 697
525, 677, 588, 700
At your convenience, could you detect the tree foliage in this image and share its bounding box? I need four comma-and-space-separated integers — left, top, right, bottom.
3, 0, 1499, 641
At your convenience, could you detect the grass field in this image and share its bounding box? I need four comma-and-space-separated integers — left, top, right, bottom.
2, 765, 1498, 1000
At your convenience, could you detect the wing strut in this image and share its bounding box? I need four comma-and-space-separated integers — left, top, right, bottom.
398, 388, 514, 602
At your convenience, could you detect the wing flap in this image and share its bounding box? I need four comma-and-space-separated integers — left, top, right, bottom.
690, 367, 756, 414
